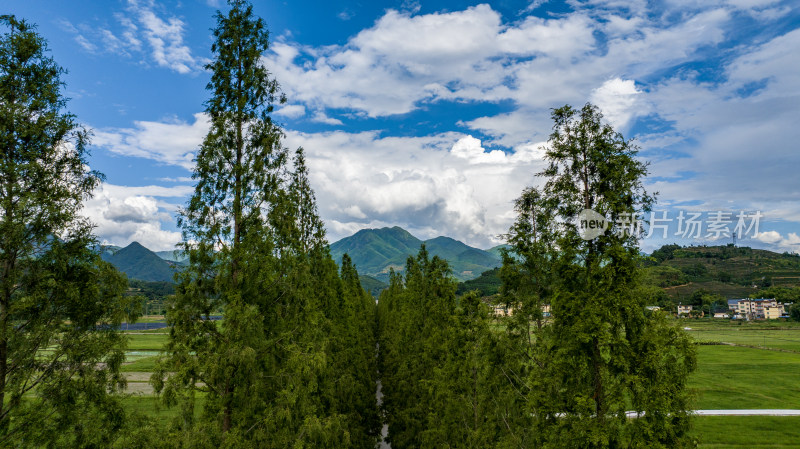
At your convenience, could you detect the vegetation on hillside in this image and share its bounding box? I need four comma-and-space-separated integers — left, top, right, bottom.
103, 241, 176, 283
329, 226, 502, 282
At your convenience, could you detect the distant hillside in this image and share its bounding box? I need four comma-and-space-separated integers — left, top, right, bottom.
456, 267, 501, 297
155, 249, 188, 264
645, 244, 800, 300
457, 244, 800, 301
359, 275, 388, 298
104, 242, 176, 283
98, 245, 121, 260
329, 227, 502, 282
486, 245, 509, 259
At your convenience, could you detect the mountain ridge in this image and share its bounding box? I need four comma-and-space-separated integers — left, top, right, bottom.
329, 227, 501, 282
102, 241, 176, 283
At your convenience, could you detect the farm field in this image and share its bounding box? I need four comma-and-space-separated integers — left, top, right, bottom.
685, 319, 800, 352
118, 317, 800, 447
692, 416, 800, 448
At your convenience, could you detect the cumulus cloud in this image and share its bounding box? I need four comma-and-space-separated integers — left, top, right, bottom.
590, 78, 641, 129
284, 130, 547, 247
275, 104, 306, 119
264, 5, 599, 119
756, 231, 800, 254
94, 113, 209, 169
643, 27, 800, 226
83, 183, 191, 251
80, 1, 799, 252
263, 3, 733, 144
104, 195, 159, 223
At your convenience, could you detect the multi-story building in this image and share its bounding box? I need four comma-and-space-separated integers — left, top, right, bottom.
729, 298, 785, 320
677, 304, 693, 315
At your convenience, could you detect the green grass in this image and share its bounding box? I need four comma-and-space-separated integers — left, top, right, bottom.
125, 332, 169, 351
121, 356, 159, 372
121, 395, 181, 420
690, 345, 800, 409
692, 416, 800, 448
684, 319, 800, 352
132, 315, 168, 323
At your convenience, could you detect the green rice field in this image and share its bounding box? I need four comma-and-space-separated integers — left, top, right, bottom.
118, 317, 800, 447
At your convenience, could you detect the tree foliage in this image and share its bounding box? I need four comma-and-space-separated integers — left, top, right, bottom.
498, 104, 696, 448
152, 2, 379, 447
378, 247, 513, 448
0, 15, 133, 447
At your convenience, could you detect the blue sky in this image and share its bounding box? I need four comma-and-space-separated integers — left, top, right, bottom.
7, 0, 800, 253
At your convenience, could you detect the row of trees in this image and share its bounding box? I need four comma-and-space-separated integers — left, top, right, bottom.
378, 104, 697, 448
1, 2, 381, 447
147, 1, 380, 447
2, 0, 698, 446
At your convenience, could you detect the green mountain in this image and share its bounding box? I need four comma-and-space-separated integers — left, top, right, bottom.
453, 244, 800, 301
645, 244, 800, 300
359, 275, 388, 298
104, 241, 176, 283
329, 227, 501, 282
486, 245, 510, 259
155, 249, 188, 264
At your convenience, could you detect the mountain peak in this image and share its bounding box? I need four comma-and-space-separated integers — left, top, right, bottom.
330, 227, 500, 283
107, 241, 175, 283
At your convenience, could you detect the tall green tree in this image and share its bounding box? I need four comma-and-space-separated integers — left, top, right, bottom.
495, 186, 558, 447
506, 104, 696, 447
323, 254, 380, 448
154, 3, 368, 447
0, 15, 132, 447
421, 291, 507, 448
153, 0, 289, 438
378, 246, 461, 448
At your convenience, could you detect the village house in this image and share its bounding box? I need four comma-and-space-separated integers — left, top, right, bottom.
728, 298, 787, 320
490, 303, 550, 318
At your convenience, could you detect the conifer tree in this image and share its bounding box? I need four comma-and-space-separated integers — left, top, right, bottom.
421, 291, 506, 448
501, 103, 696, 447
154, 3, 379, 447
0, 15, 132, 447
153, 0, 327, 443
378, 246, 459, 448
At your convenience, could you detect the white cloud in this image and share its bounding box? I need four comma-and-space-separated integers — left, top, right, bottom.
642, 27, 800, 224
590, 78, 641, 129
275, 104, 306, 119
127, 0, 208, 73
343, 205, 367, 219
284, 130, 547, 247
756, 231, 800, 254
104, 195, 159, 223
310, 111, 344, 126
61, 0, 207, 74
79, 2, 799, 252
756, 231, 782, 244
83, 183, 190, 251
94, 113, 209, 169
264, 3, 731, 139
451, 136, 508, 164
